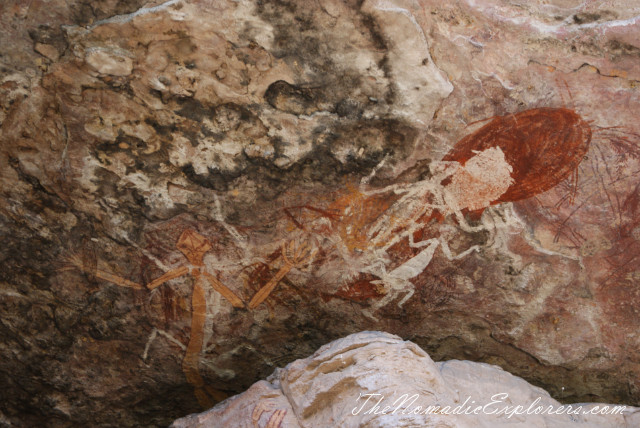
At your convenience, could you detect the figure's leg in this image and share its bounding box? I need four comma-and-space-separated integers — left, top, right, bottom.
453, 209, 487, 233
248, 240, 316, 309
397, 288, 415, 308
370, 201, 441, 251
390, 238, 439, 280
360, 259, 388, 276
248, 263, 292, 309
361, 276, 396, 322
438, 236, 481, 260
408, 234, 438, 248
182, 272, 212, 408
141, 327, 187, 361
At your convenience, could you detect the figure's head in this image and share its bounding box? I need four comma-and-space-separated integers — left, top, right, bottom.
177, 230, 212, 266
444, 146, 514, 212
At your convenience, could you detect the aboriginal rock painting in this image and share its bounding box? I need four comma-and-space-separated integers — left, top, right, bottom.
282, 107, 594, 318
65, 106, 597, 405
65, 229, 314, 407
252, 402, 287, 428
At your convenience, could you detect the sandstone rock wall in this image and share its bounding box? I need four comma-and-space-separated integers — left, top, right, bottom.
1, 0, 640, 426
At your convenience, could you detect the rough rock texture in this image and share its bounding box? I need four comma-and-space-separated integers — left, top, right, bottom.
171, 331, 640, 428
1, 0, 640, 426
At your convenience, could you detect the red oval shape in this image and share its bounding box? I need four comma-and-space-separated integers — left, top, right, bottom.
442, 107, 592, 203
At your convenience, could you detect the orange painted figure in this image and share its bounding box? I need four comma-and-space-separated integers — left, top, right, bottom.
66, 230, 243, 407
65, 229, 314, 407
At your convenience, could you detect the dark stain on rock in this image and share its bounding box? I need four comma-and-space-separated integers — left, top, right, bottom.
256, 0, 323, 66
0, 233, 59, 292
572, 10, 617, 25
28, 25, 68, 56
99, 76, 135, 97
573, 12, 601, 24
94, 132, 173, 181
214, 103, 259, 133
175, 98, 215, 122
181, 164, 238, 192
359, 12, 388, 52
174, 110, 417, 204
145, 118, 176, 137
607, 39, 640, 59
73, 0, 149, 25
7, 156, 68, 214
334, 98, 363, 118
255, 0, 391, 109
264, 80, 322, 115
91, 167, 148, 235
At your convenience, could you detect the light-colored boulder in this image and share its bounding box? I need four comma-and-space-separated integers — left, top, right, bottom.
172, 331, 639, 427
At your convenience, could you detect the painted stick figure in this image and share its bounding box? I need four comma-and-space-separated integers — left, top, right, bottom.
65, 229, 316, 407
66, 229, 244, 407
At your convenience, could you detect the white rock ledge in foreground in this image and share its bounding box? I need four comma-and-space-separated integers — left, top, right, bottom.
171, 331, 640, 428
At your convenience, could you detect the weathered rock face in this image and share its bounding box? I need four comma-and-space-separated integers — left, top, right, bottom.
171, 331, 640, 428
1, 0, 640, 426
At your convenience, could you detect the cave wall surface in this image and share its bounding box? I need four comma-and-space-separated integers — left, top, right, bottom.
1, 0, 640, 426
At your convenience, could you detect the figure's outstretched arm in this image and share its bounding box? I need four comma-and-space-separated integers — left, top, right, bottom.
95, 269, 145, 289
361, 181, 414, 197
146, 266, 189, 290
247, 262, 292, 310
248, 240, 315, 309
202, 271, 244, 308
62, 254, 144, 289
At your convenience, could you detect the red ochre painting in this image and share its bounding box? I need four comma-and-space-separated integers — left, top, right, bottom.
4, 0, 640, 425
63, 104, 609, 406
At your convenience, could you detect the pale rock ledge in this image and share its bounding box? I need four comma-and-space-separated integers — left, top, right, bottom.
171, 331, 640, 428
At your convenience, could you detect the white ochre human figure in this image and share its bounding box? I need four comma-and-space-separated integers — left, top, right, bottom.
357, 147, 514, 319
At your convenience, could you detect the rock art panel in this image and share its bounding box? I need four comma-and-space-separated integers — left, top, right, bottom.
64, 227, 316, 408
2, 0, 640, 426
